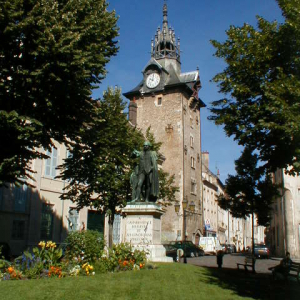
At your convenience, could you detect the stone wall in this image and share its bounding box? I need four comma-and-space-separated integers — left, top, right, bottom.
135, 89, 203, 242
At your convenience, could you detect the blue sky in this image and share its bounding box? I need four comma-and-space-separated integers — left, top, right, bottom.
93, 0, 284, 183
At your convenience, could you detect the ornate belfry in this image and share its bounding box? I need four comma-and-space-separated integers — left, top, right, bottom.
151, 3, 180, 61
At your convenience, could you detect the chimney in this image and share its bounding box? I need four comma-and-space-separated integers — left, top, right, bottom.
128, 98, 137, 126
202, 151, 209, 169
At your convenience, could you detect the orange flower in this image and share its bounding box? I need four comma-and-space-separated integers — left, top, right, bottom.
7, 267, 14, 274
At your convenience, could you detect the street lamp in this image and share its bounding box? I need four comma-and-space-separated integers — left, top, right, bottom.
174, 199, 196, 264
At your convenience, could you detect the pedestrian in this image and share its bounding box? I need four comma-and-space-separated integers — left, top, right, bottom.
270, 251, 292, 280
217, 250, 224, 268
80, 221, 86, 232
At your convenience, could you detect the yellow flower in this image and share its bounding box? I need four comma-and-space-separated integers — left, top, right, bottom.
38, 241, 46, 248
89, 265, 93, 270
82, 263, 88, 269
46, 241, 53, 248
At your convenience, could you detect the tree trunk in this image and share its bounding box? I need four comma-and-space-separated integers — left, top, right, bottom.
251, 211, 255, 273
108, 214, 114, 249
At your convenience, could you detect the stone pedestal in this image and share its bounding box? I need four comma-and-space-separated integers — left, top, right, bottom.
121, 203, 173, 262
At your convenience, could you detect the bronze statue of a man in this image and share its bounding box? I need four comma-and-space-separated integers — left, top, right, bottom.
131, 141, 159, 203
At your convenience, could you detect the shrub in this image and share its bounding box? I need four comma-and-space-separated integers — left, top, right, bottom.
0, 258, 10, 271
97, 243, 147, 272
13, 242, 62, 279
48, 266, 63, 278
4, 266, 23, 280
14, 251, 44, 279
65, 230, 105, 264
15, 251, 36, 271
81, 262, 95, 276
33, 241, 62, 268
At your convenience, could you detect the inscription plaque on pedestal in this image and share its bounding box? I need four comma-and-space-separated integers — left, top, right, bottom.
121, 204, 173, 262
126, 218, 153, 244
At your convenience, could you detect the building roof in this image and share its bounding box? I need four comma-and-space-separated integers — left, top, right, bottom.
180, 71, 199, 82
123, 2, 205, 108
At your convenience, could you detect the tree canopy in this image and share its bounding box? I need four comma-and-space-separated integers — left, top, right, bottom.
209, 0, 300, 175
218, 147, 279, 227
0, 0, 119, 185
58, 88, 179, 247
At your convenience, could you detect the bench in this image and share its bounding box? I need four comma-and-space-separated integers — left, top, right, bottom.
237, 256, 255, 272
269, 261, 300, 284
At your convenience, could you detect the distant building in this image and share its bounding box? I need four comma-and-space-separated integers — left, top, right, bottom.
201, 151, 264, 251
202, 152, 227, 243
0, 142, 107, 256
269, 169, 300, 258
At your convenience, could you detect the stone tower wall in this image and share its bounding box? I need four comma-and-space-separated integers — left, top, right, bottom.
135, 90, 203, 242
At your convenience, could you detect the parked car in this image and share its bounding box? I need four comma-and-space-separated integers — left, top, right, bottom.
199, 237, 221, 255
226, 244, 236, 254
253, 244, 270, 259
220, 243, 230, 254
168, 241, 204, 258
163, 244, 179, 262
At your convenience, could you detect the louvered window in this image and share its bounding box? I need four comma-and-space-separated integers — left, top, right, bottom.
14, 185, 27, 212
45, 147, 58, 178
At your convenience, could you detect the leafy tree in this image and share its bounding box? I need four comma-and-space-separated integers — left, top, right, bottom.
0, 0, 119, 185
218, 148, 279, 262
209, 0, 300, 175
59, 88, 178, 247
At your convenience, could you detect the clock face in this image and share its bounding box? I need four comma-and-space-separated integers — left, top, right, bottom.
146, 73, 160, 89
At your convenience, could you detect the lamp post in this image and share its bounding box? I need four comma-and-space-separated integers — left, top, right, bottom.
174, 200, 195, 264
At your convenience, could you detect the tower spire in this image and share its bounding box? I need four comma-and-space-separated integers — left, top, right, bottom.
163, 1, 168, 28
151, 1, 180, 63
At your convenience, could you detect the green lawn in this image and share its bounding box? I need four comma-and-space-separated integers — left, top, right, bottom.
0, 263, 299, 300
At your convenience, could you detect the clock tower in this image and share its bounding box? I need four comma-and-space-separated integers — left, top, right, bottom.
124, 3, 205, 243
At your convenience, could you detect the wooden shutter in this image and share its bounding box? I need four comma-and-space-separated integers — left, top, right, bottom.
87, 210, 105, 233
45, 150, 51, 176
51, 148, 58, 177
68, 209, 79, 231
40, 204, 54, 240
14, 185, 27, 212
45, 147, 58, 178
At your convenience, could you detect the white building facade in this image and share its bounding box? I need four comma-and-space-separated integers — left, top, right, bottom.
201, 152, 265, 251
269, 169, 300, 258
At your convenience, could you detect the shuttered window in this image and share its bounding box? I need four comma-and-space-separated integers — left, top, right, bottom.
87, 210, 105, 233
68, 209, 79, 231
45, 147, 58, 178
12, 220, 25, 240
14, 185, 27, 212
40, 204, 54, 240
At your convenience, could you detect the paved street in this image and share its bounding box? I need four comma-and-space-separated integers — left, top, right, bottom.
187, 253, 281, 274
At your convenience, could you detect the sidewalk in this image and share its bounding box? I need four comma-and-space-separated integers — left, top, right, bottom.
189, 253, 280, 274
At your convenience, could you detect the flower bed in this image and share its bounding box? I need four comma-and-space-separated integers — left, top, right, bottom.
0, 231, 148, 281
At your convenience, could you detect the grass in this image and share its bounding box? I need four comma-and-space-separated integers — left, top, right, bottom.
0, 263, 299, 300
